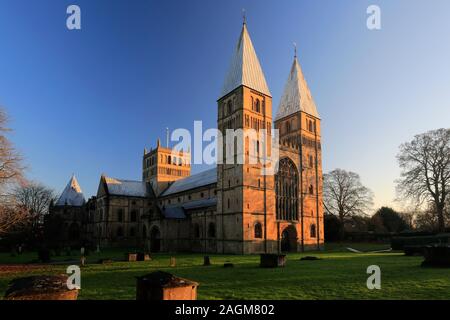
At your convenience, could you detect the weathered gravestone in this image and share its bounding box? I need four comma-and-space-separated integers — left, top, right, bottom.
136, 271, 198, 300
260, 254, 286, 268
4, 275, 79, 300
125, 253, 138, 262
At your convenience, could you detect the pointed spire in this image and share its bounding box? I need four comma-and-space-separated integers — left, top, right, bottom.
56, 175, 85, 207
275, 53, 319, 120
220, 22, 271, 99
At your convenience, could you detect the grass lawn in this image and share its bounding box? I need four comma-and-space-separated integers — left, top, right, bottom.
0, 243, 449, 300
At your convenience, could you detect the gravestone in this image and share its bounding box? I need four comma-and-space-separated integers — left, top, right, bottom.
300, 256, 322, 261
136, 271, 198, 300
4, 275, 79, 300
170, 257, 176, 267
260, 254, 286, 268
203, 256, 211, 266
125, 253, 138, 262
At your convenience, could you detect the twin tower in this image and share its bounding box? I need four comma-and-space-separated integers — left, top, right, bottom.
215, 22, 323, 253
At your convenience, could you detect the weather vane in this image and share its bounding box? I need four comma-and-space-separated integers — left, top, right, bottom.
242, 8, 246, 25
293, 42, 297, 58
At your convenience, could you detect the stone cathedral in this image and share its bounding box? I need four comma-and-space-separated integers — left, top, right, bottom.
49, 22, 324, 254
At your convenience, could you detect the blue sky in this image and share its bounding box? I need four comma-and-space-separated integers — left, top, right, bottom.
1, 0, 449, 211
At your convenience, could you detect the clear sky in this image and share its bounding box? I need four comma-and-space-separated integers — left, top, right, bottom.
1, 0, 449, 212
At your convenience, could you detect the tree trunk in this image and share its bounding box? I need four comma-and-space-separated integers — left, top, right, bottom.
437, 204, 446, 233
339, 214, 345, 241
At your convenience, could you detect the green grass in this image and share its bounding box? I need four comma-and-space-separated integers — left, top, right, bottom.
1, 243, 449, 300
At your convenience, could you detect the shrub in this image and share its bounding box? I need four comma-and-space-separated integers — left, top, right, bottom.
391, 234, 450, 250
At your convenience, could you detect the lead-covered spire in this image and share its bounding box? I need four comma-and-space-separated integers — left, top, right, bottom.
275, 55, 319, 120
56, 174, 86, 206
220, 23, 271, 99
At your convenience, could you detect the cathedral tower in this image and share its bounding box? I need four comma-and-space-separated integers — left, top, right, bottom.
143, 139, 191, 195
274, 51, 324, 250
217, 22, 277, 254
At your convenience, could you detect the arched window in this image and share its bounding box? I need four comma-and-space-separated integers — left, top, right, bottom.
309, 155, 314, 168
310, 224, 317, 238
129, 227, 136, 237
142, 225, 147, 238
254, 223, 263, 239
275, 158, 299, 221
117, 209, 124, 222
117, 227, 124, 237
130, 210, 137, 222
208, 223, 216, 238
286, 121, 290, 133
227, 100, 232, 115
194, 224, 200, 238
255, 99, 260, 113
309, 184, 314, 195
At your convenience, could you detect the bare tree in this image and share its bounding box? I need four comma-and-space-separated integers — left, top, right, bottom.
14, 182, 56, 228
323, 169, 374, 239
396, 128, 450, 232
0, 107, 26, 236
0, 108, 24, 191
0, 196, 27, 236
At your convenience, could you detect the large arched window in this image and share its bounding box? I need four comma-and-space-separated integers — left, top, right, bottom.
275, 158, 299, 221
117, 209, 124, 222
310, 224, 317, 238
254, 222, 262, 239
142, 225, 147, 238
194, 224, 200, 238
117, 226, 124, 237
130, 210, 138, 222
208, 223, 216, 238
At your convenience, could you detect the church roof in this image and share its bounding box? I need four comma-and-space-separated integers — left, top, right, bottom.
275, 56, 319, 120
159, 198, 217, 219
220, 23, 271, 99
103, 176, 153, 198
56, 175, 86, 207
161, 168, 217, 197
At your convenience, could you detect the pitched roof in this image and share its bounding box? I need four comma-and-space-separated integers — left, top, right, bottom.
220, 24, 271, 99
103, 176, 153, 198
161, 168, 216, 197
275, 57, 319, 120
56, 175, 86, 206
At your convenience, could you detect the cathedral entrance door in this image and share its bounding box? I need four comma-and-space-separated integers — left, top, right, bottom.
281, 225, 297, 252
